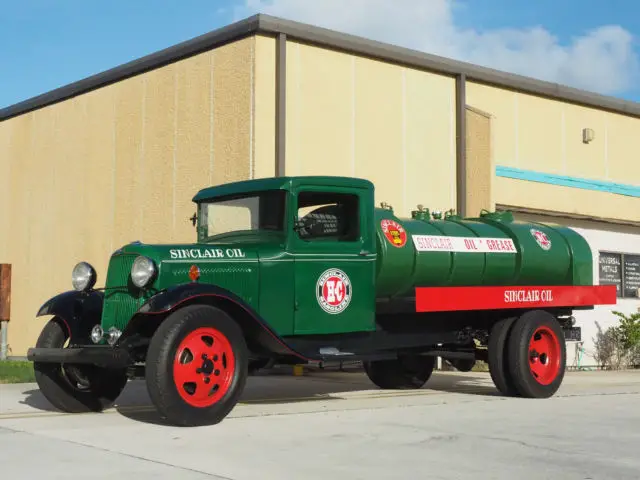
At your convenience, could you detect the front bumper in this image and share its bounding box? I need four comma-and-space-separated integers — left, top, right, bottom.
27, 346, 134, 368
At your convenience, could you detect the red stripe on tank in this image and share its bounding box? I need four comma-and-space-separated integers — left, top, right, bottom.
415, 285, 618, 312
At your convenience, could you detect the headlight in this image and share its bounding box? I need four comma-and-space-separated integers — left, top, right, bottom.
131, 256, 157, 288
90, 325, 104, 343
106, 327, 122, 346
71, 262, 97, 292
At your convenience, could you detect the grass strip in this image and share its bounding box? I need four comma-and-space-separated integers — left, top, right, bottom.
0, 360, 35, 384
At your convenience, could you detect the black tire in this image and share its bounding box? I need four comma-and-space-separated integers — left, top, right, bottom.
488, 316, 520, 396
145, 304, 249, 427
364, 355, 435, 389
33, 318, 129, 413
448, 358, 476, 372
506, 310, 566, 398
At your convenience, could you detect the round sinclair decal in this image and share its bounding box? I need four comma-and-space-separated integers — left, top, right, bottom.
530, 228, 552, 251
380, 219, 407, 248
316, 268, 352, 314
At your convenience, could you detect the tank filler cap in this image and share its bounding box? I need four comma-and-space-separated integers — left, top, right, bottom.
444, 208, 461, 220
380, 202, 393, 211
411, 204, 430, 220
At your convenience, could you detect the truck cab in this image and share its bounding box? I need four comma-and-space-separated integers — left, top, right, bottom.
129, 175, 379, 338
191, 176, 377, 337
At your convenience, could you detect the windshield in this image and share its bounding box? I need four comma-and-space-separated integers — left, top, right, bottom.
198, 190, 286, 241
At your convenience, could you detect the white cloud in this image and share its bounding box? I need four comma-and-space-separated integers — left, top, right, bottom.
236, 0, 639, 95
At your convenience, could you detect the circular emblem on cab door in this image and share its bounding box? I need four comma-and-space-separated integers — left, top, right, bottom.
316, 268, 352, 314
530, 228, 552, 251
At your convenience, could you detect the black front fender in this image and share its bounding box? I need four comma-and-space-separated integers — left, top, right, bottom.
36, 290, 104, 344
128, 283, 315, 362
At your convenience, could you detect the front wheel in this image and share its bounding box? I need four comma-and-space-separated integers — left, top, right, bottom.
506, 310, 566, 398
33, 318, 129, 413
364, 355, 435, 389
145, 304, 249, 427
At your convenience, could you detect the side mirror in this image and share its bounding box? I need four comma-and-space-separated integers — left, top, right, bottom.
189, 213, 197, 227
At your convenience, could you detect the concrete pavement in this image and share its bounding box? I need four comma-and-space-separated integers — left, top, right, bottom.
1, 368, 639, 479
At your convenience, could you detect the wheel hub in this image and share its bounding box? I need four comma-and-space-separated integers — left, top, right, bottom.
528, 327, 561, 385
198, 355, 215, 375
172, 327, 236, 407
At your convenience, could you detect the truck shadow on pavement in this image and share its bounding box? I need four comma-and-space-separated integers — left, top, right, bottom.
19, 389, 62, 413
19, 370, 501, 425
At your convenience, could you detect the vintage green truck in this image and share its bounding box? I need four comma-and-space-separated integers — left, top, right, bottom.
27, 176, 616, 426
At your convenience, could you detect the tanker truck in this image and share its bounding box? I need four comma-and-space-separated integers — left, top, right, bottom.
26, 176, 617, 426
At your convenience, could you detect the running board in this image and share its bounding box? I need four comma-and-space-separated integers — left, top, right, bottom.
314, 347, 477, 363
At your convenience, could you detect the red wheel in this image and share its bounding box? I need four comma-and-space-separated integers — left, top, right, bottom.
173, 327, 236, 408
528, 326, 561, 386
506, 310, 566, 398
145, 305, 248, 426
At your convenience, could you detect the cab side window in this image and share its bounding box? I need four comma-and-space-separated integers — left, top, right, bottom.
295, 191, 360, 242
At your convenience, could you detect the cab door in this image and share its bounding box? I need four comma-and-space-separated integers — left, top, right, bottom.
289, 186, 376, 335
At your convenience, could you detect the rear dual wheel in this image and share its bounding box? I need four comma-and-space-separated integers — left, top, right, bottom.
145, 304, 248, 427
488, 316, 519, 396
488, 310, 566, 398
364, 355, 435, 389
447, 358, 476, 372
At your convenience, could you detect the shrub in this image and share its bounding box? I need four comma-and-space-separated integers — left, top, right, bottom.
592, 311, 640, 370
614, 310, 640, 366
593, 321, 618, 369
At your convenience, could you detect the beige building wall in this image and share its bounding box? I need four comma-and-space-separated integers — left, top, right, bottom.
0, 35, 276, 357
494, 178, 640, 224
253, 35, 278, 179
284, 41, 457, 217
466, 82, 640, 223
465, 106, 493, 216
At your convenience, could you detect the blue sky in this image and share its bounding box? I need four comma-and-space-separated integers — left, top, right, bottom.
1, 0, 639, 109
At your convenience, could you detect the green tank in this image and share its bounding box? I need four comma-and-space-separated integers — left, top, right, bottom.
374, 206, 594, 298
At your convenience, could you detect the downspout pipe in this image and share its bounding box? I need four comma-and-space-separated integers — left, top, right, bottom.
0, 322, 7, 360
275, 33, 287, 177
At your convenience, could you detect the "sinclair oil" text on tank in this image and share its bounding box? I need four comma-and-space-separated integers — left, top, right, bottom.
504, 289, 554, 303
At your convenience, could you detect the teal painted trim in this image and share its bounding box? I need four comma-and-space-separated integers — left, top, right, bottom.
496, 166, 640, 198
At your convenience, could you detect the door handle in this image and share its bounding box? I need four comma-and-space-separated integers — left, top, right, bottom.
359, 250, 371, 256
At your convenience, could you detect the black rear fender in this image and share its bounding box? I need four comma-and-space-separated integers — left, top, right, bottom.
36, 290, 104, 344
123, 284, 312, 362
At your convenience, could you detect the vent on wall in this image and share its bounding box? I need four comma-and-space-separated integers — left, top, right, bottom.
582, 128, 595, 144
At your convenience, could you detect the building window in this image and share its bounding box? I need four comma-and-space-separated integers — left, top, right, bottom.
599, 251, 640, 299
